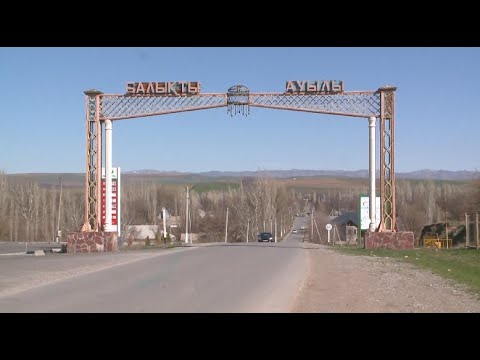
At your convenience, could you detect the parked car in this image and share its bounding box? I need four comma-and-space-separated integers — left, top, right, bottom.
257, 232, 274, 242
292, 229, 298, 234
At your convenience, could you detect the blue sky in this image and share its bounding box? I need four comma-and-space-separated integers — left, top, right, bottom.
0, 47, 479, 174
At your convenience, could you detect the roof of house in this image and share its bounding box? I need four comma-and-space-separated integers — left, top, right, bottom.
330, 212, 358, 227
126, 225, 159, 239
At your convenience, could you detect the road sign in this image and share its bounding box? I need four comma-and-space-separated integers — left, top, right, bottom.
326, 223, 332, 244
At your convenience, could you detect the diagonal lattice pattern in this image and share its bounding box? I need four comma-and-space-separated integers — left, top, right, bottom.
100, 94, 227, 120
379, 89, 396, 232
99, 92, 380, 120
86, 95, 98, 231
250, 92, 380, 117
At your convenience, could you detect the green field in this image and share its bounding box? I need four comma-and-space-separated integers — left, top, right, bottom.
7, 172, 473, 194
5, 173, 243, 190
335, 246, 480, 296
191, 182, 240, 193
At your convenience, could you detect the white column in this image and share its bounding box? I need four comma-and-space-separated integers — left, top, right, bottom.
368, 116, 376, 232
104, 119, 114, 232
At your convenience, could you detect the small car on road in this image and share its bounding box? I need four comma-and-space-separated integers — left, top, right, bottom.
292, 229, 298, 234
257, 232, 274, 242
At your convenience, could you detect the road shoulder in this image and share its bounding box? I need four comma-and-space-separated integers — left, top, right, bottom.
291, 244, 480, 313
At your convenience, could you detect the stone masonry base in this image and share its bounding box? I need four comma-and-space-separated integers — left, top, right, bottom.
67, 232, 118, 253
365, 231, 414, 250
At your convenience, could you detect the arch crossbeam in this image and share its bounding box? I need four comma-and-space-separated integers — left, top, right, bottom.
98, 92, 380, 121
250, 92, 380, 118
100, 94, 227, 121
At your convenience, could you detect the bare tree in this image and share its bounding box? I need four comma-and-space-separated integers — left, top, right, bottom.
229, 186, 250, 241
0, 171, 9, 240
63, 190, 85, 232
40, 188, 52, 241
10, 181, 39, 241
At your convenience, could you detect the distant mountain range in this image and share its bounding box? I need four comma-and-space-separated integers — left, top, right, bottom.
123, 169, 479, 180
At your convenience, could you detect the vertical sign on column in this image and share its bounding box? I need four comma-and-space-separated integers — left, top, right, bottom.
359, 195, 381, 230
101, 167, 120, 232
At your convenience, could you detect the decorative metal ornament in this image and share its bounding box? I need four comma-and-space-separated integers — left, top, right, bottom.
227, 85, 250, 116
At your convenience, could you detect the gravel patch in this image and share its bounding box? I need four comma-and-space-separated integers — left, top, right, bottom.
291, 245, 480, 313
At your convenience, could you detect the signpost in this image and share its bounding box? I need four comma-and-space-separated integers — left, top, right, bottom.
359, 196, 381, 230
358, 195, 380, 246
326, 223, 332, 244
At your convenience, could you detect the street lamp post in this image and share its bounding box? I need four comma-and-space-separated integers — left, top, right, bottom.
225, 207, 229, 243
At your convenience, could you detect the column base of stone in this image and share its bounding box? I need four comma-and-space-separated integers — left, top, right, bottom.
365, 231, 414, 250
67, 232, 118, 253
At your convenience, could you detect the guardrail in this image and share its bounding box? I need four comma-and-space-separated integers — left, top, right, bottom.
424, 234, 452, 249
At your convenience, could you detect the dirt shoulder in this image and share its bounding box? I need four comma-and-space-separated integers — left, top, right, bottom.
291, 245, 480, 313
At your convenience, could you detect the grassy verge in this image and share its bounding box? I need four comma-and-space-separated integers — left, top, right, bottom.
334, 246, 480, 296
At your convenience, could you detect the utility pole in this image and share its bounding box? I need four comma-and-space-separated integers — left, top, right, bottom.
280, 216, 283, 237
444, 187, 448, 248
56, 176, 63, 243
476, 213, 479, 249
310, 207, 314, 241
465, 213, 470, 247
313, 217, 322, 243
246, 219, 249, 243
185, 186, 190, 244
225, 207, 229, 243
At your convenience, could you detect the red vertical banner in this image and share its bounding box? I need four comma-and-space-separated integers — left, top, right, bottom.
101, 178, 118, 226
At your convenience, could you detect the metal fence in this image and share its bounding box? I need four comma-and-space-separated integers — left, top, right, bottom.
465, 213, 480, 249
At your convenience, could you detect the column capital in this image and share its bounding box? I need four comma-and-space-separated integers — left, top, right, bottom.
84, 89, 103, 96
376, 85, 397, 93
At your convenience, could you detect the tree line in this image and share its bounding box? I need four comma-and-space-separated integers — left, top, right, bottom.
308, 178, 480, 238
0, 170, 478, 242
121, 172, 302, 242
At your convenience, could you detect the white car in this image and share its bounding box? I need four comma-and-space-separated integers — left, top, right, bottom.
292, 229, 298, 234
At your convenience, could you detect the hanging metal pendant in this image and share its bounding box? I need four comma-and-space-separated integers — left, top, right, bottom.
227, 85, 250, 117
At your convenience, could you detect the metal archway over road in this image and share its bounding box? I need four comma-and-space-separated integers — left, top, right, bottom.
80, 80, 402, 250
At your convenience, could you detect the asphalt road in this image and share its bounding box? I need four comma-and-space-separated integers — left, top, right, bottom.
0, 217, 310, 312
